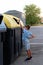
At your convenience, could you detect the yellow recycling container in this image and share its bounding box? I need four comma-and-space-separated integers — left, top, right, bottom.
1, 14, 24, 64
2, 14, 24, 28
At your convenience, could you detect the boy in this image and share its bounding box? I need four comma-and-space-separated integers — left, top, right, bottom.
19, 22, 35, 61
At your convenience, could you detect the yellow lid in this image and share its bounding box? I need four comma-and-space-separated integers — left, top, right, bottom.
2, 14, 24, 28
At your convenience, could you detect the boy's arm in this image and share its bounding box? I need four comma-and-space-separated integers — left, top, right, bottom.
19, 21, 24, 29
30, 34, 35, 39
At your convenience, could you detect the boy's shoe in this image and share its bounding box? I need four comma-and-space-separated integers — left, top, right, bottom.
25, 56, 32, 61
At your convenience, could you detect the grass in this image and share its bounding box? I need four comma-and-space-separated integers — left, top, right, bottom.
31, 24, 43, 26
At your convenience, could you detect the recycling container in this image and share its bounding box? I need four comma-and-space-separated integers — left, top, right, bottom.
3, 14, 24, 65
0, 15, 6, 65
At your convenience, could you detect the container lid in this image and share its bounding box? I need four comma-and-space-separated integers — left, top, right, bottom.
3, 14, 24, 28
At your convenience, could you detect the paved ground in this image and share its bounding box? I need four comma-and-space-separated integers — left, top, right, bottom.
11, 44, 43, 65
30, 26, 43, 43
11, 26, 43, 65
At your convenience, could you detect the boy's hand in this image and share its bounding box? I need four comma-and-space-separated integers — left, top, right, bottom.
32, 35, 36, 38
17, 20, 20, 24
